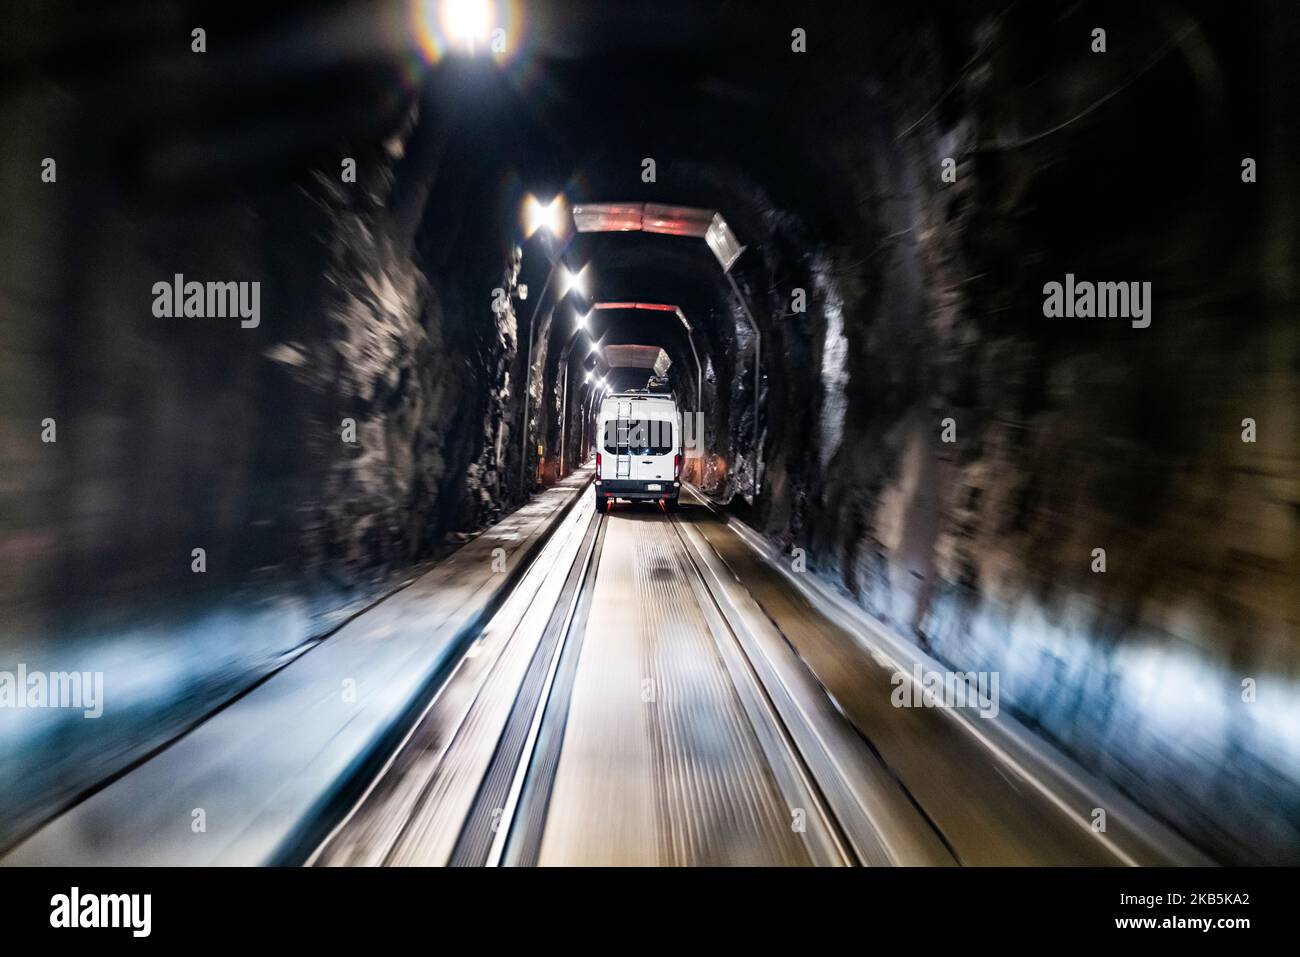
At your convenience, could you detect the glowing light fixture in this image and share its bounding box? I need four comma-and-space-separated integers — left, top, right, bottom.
523, 194, 567, 239
414, 0, 519, 66
443, 0, 492, 47
559, 264, 589, 299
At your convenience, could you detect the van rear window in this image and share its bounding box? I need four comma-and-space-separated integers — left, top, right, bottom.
602, 418, 675, 456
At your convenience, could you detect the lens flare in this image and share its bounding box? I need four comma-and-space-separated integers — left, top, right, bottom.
523, 193, 566, 238
559, 264, 589, 299
411, 0, 520, 65
445, 0, 491, 43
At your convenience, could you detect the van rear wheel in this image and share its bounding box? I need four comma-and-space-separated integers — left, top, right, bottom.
594, 494, 609, 514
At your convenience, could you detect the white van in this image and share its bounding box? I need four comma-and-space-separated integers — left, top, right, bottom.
594, 391, 682, 512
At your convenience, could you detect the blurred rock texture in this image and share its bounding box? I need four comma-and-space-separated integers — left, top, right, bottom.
746, 2, 1300, 862
0, 8, 527, 845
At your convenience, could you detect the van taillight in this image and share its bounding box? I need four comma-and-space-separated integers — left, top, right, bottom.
673, 453, 682, 478
596, 452, 602, 473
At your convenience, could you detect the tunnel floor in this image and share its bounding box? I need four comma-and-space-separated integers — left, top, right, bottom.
0, 469, 1209, 868
307, 483, 1206, 867
535, 506, 811, 865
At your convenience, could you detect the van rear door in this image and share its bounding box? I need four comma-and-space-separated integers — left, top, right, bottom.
629, 407, 676, 486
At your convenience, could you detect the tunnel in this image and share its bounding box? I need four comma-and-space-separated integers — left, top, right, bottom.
1, 0, 1298, 872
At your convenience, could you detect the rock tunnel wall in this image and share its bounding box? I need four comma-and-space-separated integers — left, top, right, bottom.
744, 3, 1299, 863
0, 49, 524, 845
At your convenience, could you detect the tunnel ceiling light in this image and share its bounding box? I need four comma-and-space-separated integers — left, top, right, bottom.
584, 371, 593, 383
443, 0, 493, 47
523, 194, 567, 239
575, 309, 590, 332
560, 264, 589, 299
